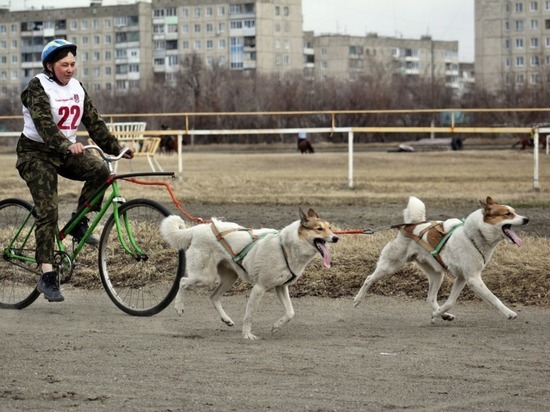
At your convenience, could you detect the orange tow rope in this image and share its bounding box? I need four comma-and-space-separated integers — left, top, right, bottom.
122, 177, 207, 224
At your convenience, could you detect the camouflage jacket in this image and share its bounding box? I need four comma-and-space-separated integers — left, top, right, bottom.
18, 76, 123, 167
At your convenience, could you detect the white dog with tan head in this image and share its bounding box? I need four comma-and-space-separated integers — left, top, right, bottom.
354, 196, 529, 322
160, 208, 338, 340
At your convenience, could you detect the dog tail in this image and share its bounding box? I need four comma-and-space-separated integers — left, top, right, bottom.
160, 215, 192, 250
403, 196, 426, 223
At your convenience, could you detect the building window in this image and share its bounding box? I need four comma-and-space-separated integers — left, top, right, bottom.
516, 56, 525, 66
194, 7, 201, 18
182, 8, 189, 18
516, 74, 524, 84
515, 20, 524, 31
194, 40, 201, 49
218, 6, 225, 16
515, 2, 524, 13
531, 37, 539, 47
218, 39, 226, 49
167, 7, 176, 17
182, 24, 189, 34
284, 7, 289, 16
81, 20, 88, 30
194, 24, 201, 33
531, 19, 539, 29
531, 55, 539, 65
516, 38, 524, 48
275, 6, 280, 16
530, 1, 539, 11
206, 40, 213, 49
206, 7, 213, 17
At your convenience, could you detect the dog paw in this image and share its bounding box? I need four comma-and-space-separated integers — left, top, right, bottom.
353, 297, 362, 308
174, 304, 184, 316
507, 311, 518, 320
441, 313, 455, 321
222, 317, 235, 327
243, 332, 259, 340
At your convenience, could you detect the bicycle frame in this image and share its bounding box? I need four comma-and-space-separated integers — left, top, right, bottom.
3, 170, 175, 271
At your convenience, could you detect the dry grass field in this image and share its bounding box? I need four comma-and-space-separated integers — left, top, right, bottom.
1, 146, 549, 306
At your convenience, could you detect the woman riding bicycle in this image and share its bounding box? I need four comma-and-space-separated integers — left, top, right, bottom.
16, 39, 133, 302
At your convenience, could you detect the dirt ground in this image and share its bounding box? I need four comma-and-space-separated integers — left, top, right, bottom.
1, 203, 549, 411
2, 289, 549, 411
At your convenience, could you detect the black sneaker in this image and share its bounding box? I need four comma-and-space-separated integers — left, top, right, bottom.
70, 213, 99, 245
37, 271, 64, 302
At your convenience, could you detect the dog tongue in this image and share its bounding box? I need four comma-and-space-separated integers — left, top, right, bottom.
505, 227, 522, 247
319, 243, 331, 268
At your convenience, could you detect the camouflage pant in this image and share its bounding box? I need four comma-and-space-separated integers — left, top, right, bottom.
16, 141, 109, 264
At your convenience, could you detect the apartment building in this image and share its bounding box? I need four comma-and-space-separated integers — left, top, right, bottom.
0, 0, 303, 99
312, 33, 460, 89
0, 0, 465, 100
475, 0, 550, 91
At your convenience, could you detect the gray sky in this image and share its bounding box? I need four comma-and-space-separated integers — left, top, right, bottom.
10, 0, 475, 61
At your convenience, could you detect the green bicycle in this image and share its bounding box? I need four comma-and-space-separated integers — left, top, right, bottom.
0, 145, 185, 316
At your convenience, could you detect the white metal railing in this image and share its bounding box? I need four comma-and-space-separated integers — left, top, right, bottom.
1, 123, 545, 190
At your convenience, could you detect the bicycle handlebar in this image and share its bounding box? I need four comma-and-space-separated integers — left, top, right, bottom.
82, 144, 130, 162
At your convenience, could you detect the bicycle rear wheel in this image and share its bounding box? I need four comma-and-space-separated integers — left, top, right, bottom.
0, 198, 40, 309
98, 198, 185, 316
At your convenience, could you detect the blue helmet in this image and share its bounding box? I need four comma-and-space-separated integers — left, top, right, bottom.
41, 39, 77, 68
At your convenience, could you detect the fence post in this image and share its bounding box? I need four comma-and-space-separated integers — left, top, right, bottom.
348, 129, 354, 189
177, 132, 184, 177
533, 128, 540, 191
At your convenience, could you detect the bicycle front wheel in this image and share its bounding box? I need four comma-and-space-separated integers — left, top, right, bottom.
0, 198, 40, 309
98, 199, 185, 316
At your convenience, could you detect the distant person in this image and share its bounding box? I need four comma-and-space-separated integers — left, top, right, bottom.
297, 130, 314, 154
16, 39, 133, 302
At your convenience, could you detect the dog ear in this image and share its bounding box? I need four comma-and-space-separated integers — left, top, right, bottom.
299, 207, 307, 223
307, 208, 319, 219
479, 196, 494, 209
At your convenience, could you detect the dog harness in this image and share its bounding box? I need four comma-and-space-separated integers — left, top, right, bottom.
210, 222, 297, 283
398, 220, 464, 270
